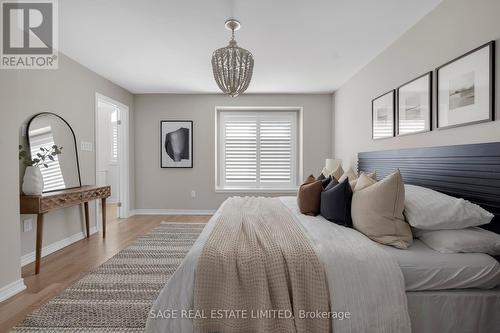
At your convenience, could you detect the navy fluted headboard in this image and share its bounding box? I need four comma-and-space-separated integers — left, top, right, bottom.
358, 142, 500, 234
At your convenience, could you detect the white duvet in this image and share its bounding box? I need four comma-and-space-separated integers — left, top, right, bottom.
146, 197, 411, 333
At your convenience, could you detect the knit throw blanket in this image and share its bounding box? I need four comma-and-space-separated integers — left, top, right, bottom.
193, 197, 331, 333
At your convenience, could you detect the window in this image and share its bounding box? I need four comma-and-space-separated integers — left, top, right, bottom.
110, 109, 118, 163
217, 108, 300, 191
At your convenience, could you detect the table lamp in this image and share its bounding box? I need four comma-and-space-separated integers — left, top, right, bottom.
325, 158, 342, 172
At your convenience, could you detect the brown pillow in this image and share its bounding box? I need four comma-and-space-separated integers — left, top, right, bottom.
297, 178, 323, 216
303, 174, 315, 184
351, 169, 413, 249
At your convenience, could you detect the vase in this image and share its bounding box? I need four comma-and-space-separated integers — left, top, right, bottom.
22, 166, 44, 195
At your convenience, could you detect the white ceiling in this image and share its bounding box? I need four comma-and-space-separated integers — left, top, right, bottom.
59, 0, 442, 94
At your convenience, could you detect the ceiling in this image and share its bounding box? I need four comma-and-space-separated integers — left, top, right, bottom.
59, 0, 442, 94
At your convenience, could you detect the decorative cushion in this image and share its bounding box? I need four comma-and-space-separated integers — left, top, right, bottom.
353, 173, 377, 192
404, 184, 494, 230
349, 171, 376, 189
338, 168, 358, 183
328, 165, 344, 181
318, 175, 333, 188
317, 173, 326, 181
417, 227, 500, 255
321, 167, 331, 177
320, 178, 353, 227
303, 174, 315, 184
297, 177, 323, 216
324, 177, 339, 191
352, 170, 413, 249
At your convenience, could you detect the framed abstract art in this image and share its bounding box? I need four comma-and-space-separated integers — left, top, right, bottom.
160, 120, 193, 168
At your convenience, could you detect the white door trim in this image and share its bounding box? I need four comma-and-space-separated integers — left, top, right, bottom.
95, 93, 130, 228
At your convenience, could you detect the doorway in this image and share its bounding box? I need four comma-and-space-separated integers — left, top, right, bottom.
95, 93, 130, 227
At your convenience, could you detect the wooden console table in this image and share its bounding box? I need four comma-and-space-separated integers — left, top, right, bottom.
20, 185, 111, 274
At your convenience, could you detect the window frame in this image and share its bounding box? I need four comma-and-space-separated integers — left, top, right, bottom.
215, 106, 303, 193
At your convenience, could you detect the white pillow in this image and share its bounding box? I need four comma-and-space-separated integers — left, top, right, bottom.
404, 184, 494, 230
418, 227, 500, 255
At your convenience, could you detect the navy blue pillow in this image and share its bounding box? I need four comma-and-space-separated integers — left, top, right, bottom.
317, 175, 333, 188
320, 178, 353, 227
324, 177, 339, 191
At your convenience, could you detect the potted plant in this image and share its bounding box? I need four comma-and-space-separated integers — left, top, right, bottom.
19, 145, 63, 195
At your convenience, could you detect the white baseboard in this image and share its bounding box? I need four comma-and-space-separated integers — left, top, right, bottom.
21, 226, 98, 267
0, 278, 26, 302
132, 209, 215, 216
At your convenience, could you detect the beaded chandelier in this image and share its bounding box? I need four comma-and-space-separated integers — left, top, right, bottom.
211, 19, 254, 97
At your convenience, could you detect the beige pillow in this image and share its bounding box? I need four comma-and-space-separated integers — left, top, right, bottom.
351, 170, 413, 249
338, 168, 358, 183
320, 167, 331, 177
353, 173, 377, 192
328, 165, 344, 181
363, 171, 376, 179
350, 171, 376, 190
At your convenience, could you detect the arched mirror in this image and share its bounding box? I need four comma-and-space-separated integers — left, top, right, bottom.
27, 113, 82, 192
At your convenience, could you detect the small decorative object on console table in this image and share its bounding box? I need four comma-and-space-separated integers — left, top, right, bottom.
19, 144, 63, 195
21, 166, 44, 195
20, 185, 111, 274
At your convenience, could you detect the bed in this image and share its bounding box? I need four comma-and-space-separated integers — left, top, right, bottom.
146, 142, 500, 333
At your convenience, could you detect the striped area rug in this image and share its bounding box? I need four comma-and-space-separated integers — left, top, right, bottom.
13, 222, 205, 332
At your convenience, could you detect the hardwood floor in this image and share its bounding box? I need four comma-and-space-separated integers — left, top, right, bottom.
0, 214, 210, 332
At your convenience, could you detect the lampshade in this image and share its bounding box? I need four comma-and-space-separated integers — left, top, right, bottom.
325, 158, 342, 172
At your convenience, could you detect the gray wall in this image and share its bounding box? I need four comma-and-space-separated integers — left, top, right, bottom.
0, 53, 134, 290
134, 94, 332, 210
333, 0, 500, 167
0, 66, 23, 290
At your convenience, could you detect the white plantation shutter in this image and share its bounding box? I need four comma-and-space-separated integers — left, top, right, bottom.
259, 118, 294, 183
219, 111, 298, 189
112, 123, 118, 161
110, 109, 119, 163
223, 117, 257, 184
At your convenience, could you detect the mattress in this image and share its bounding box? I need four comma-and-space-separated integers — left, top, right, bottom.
406, 288, 500, 333
380, 240, 500, 291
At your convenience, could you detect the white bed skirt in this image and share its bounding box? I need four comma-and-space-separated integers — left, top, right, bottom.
407, 289, 500, 333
